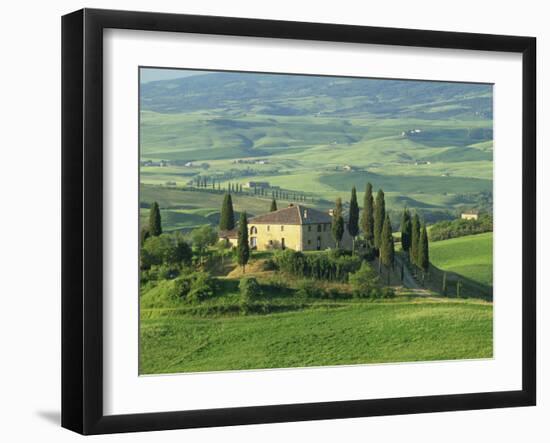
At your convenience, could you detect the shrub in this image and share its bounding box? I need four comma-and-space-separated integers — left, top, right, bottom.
349, 261, 381, 298
187, 272, 216, 303
295, 280, 324, 299
141, 233, 192, 269
239, 277, 262, 314
262, 258, 278, 271
239, 277, 262, 300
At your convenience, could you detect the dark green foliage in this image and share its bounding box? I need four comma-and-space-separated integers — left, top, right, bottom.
171, 271, 216, 304
380, 214, 395, 285
380, 214, 395, 269
219, 193, 235, 231
361, 182, 375, 245
349, 261, 381, 297
331, 197, 345, 248
141, 233, 192, 269
140, 226, 150, 247
148, 201, 162, 237
191, 225, 218, 264
187, 272, 216, 304
411, 213, 421, 266
400, 208, 412, 254
429, 214, 493, 241
295, 280, 351, 300
418, 223, 430, 272
456, 279, 462, 298
373, 189, 385, 249
270, 199, 278, 212
348, 187, 360, 251
237, 212, 250, 272
442, 272, 448, 296
239, 277, 262, 314
273, 249, 361, 282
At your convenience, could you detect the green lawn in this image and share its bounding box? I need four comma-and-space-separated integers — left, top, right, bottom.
140, 298, 493, 374
429, 232, 493, 287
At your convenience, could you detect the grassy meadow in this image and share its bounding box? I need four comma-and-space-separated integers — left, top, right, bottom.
141, 298, 492, 374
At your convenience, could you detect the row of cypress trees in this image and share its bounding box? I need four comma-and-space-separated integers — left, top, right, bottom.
400, 208, 429, 273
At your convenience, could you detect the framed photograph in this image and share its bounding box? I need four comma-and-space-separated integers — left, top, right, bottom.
62, 8, 536, 435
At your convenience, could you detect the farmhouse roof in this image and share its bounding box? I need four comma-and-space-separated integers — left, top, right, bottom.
249, 205, 332, 225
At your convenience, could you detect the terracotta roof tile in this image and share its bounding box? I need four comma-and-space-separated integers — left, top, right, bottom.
249, 205, 332, 225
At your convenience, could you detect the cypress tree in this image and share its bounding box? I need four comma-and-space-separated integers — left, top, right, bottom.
270, 199, 278, 212
361, 182, 374, 246
348, 186, 359, 254
456, 280, 462, 298
442, 272, 448, 296
373, 189, 385, 250
400, 208, 412, 255
380, 214, 395, 272
418, 223, 430, 273
219, 193, 235, 231
140, 226, 150, 247
237, 212, 250, 273
411, 212, 421, 266
331, 198, 345, 249
148, 201, 162, 237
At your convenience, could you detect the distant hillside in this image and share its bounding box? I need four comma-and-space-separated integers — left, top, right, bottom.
140, 72, 492, 119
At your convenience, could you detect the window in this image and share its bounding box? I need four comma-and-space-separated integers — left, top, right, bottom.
250, 226, 257, 235
281, 225, 284, 231
281, 238, 285, 249
323, 224, 327, 231
317, 224, 322, 232
317, 236, 321, 250
308, 226, 312, 232
267, 225, 270, 231
250, 237, 257, 249
307, 239, 311, 245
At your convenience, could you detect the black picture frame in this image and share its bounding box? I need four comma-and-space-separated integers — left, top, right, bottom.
62, 8, 536, 435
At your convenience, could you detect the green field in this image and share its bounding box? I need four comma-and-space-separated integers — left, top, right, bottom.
139, 72, 493, 219
140, 298, 492, 374
430, 232, 493, 288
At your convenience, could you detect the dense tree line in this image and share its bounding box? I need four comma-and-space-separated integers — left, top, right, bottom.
429, 214, 492, 241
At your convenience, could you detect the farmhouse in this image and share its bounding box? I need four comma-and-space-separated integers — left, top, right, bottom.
244, 181, 270, 188
461, 211, 479, 221
220, 204, 353, 251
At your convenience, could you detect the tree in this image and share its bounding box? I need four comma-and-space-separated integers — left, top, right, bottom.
411, 212, 421, 266
191, 225, 218, 266
442, 272, 448, 296
331, 198, 345, 248
270, 199, 278, 212
418, 223, 429, 274
140, 226, 150, 247
400, 208, 412, 256
141, 233, 192, 269
361, 182, 374, 245
148, 201, 162, 237
348, 186, 359, 254
237, 212, 250, 273
373, 189, 385, 250
456, 280, 462, 298
219, 193, 235, 231
380, 214, 395, 285
349, 261, 380, 297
